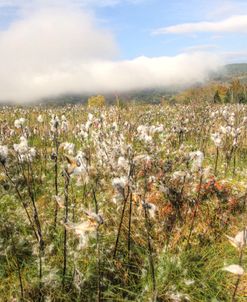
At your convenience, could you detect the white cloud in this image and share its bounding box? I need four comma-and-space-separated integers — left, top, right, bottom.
221, 50, 247, 62
79, 0, 145, 6
206, 0, 247, 19
0, 8, 222, 103
153, 14, 247, 35
0, 0, 143, 8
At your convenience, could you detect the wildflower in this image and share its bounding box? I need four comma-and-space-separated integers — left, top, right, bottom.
61, 118, 69, 132
189, 151, 204, 171
64, 154, 86, 176
112, 121, 118, 131
50, 115, 59, 132
64, 221, 94, 235
233, 137, 238, 147
54, 195, 64, 209
220, 125, 232, 135
172, 171, 186, 182
211, 132, 223, 148
184, 279, 195, 286
229, 113, 235, 126
142, 201, 157, 219
137, 125, 153, 143
226, 228, 247, 249
37, 115, 44, 123
13, 137, 27, 153
14, 117, 26, 129
73, 268, 84, 293
170, 291, 190, 301
85, 113, 93, 131
117, 156, 128, 170
134, 154, 151, 164
83, 210, 104, 225
42, 268, 59, 285
13, 136, 36, 162
112, 194, 124, 204
0, 145, 8, 164
60, 142, 75, 155
112, 176, 128, 190
64, 220, 97, 249
202, 166, 212, 179
222, 264, 244, 275
88, 113, 93, 121
76, 151, 88, 167
154, 125, 164, 133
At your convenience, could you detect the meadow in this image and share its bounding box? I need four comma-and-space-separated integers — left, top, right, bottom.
0, 103, 246, 302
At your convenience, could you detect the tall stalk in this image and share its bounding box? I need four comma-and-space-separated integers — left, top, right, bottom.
53, 127, 59, 229
113, 161, 134, 258
186, 173, 203, 249
232, 228, 246, 302
1, 162, 38, 241
113, 194, 129, 259
214, 147, 219, 175
8, 228, 24, 301
1, 160, 44, 300
62, 168, 70, 287
26, 161, 44, 301
93, 188, 101, 302
143, 167, 156, 301
127, 192, 133, 263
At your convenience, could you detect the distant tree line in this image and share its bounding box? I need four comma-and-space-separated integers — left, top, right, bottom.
213, 79, 247, 104
172, 78, 247, 105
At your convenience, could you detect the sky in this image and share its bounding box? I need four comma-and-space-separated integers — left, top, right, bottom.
0, 0, 247, 102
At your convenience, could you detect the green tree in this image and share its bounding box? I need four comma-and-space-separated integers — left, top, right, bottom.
213, 90, 221, 103
224, 89, 231, 103
87, 95, 106, 108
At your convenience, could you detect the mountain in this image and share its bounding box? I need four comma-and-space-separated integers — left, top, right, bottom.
224, 63, 247, 75
212, 63, 247, 81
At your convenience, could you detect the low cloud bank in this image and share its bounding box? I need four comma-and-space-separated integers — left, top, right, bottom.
153, 14, 247, 35
0, 8, 222, 103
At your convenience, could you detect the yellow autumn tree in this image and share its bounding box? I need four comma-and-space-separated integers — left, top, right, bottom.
87, 95, 106, 108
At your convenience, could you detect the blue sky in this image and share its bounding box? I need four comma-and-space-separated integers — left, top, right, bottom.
1, 0, 247, 60
0, 0, 247, 102
95, 0, 247, 60
0, 0, 247, 61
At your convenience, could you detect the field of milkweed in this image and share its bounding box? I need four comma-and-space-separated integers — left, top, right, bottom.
0, 103, 246, 302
